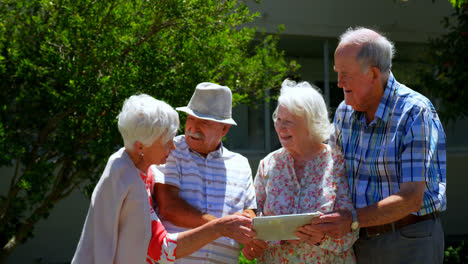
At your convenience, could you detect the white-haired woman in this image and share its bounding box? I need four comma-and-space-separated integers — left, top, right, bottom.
72, 94, 255, 264
243, 80, 358, 263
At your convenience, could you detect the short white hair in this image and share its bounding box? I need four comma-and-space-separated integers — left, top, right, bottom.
339, 27, 395, 76
117, 94, 179, 150
273, 79, 333, 143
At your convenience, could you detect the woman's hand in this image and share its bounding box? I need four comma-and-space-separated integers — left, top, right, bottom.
215, 214, 256, 244
242, 239, 268, 260
294, 224, 325, 245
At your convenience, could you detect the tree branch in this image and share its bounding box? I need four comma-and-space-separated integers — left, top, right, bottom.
96, 0, 118, 36
120, 15, 184, 57
26, 107, 76, 173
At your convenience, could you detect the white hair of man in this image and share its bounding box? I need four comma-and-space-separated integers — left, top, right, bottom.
273, 79, 333, 143
117, 94, 179, 151
339, 27, 395, 77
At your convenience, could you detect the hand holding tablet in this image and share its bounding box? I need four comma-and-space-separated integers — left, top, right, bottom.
252, 212, 321, 241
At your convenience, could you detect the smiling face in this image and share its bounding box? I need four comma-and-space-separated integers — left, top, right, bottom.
334, 44, 383, 115
184, 115, 230, 156
274, 105, 310, 156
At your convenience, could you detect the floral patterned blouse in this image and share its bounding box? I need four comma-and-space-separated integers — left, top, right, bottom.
254, 145, 358, 264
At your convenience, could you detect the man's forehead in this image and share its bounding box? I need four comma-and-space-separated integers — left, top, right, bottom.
335, 44, 360, 56
187, 114, 225, 126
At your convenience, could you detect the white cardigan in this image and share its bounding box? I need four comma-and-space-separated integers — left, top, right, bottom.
72, 148, 152, 264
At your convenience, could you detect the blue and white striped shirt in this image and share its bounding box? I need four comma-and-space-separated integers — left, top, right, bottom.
154, 135, 257, 264
330, 73, 446, 215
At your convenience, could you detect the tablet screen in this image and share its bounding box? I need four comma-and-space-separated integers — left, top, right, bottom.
252, 212, 321, 241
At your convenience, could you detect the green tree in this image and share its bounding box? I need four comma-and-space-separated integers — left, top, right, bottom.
421, 0, 468, 121
0, 0, 297, 262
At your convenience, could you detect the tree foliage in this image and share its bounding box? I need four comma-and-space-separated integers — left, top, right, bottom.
0, 0, 297, 261
421, 0, 468, 121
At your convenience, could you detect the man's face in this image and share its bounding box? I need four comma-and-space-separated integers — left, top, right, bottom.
334, 45, 382, 114
184, 115, 230, 156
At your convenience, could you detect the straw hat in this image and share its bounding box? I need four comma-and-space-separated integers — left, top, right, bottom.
176, 82, 237, 125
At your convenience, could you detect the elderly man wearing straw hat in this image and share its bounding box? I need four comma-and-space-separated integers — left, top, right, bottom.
151, 82, 257, 264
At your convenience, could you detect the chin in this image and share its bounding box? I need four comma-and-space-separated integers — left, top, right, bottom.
344, 98, 353, 106
280, 142, 292, 149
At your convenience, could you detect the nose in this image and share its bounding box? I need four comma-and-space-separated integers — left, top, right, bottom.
188, 118, 202, 131
186, 120, 197, 133
337, 74, 345, 89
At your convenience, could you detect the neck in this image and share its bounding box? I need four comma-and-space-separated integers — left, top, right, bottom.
195, 143, 221, 158
289, 141, 325, 164
126, 149, 147, 172
364, 78, 387, 124
364, 111, 376, 124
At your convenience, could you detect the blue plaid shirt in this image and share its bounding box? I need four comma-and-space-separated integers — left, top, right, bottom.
330, 73, 446, 215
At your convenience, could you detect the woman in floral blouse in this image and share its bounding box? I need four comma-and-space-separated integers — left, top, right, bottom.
243, 80, 358, 263
72, 94, 255, 264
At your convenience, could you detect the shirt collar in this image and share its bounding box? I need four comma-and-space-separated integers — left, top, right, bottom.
374, 72, 398, 123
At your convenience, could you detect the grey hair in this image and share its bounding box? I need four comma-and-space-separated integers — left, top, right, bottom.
117, 94, 179, 151
272, 79, 333, 143
339, 27, 395, 75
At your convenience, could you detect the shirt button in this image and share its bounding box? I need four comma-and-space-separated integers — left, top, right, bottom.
208, 181, 211, 184
209, 204, 212, 208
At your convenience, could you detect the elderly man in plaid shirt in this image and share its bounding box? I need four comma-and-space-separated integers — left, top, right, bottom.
312, 27, 446, 264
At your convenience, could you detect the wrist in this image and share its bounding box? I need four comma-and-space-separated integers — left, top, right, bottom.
350, 209, 359, 232
210, 218, 224, 238
201, 213, 217, 223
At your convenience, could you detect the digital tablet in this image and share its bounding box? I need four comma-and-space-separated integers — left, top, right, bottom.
252, 212, 321, 241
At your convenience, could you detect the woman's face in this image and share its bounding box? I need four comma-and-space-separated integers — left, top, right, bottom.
274, 105, 310, 155
142, 137, 176, 166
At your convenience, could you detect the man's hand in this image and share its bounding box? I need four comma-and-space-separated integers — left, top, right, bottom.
310, 209, 352, 238
242, 239, 268, 260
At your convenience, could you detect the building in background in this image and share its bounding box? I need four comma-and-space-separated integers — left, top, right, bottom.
3, 1, 467, 263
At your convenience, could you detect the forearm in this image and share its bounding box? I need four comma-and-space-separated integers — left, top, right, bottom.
175, 221, 221, 258
155, 184, 217, 228
161, 202, 217, 228
175, 214, 255, 259
357, 182, 425, 227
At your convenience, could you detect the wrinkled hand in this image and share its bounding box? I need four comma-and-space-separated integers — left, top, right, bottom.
216, 214, 256, 244
294, 224, 325, 245
242, 239, 268, 260
310, 209, 352, 238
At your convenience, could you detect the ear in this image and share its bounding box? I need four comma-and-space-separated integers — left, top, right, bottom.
134, 141, 144, 152
368, 66, 381, 83
221, 124, 231, 137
